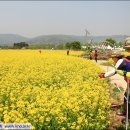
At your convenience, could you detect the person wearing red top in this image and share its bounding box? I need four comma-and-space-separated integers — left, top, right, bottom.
94, 50, 98, 62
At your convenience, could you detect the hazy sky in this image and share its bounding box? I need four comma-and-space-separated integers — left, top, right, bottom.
0, 1, 130, 38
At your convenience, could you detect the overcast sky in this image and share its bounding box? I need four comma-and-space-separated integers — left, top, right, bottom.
0, 1, 130, 38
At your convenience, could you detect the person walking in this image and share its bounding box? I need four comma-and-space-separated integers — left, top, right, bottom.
94, 50, 98, 62
89, 50, 93, 60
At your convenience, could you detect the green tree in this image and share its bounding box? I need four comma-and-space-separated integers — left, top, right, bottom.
115, 42, 123, 47
65, 42, 71, 49
13, 42, 29, 49
105, 38, 116, 47
71, 41, 81, 50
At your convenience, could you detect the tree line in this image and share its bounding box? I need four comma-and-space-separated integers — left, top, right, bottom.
0, 38, 123, 50
0, 41, 82, 50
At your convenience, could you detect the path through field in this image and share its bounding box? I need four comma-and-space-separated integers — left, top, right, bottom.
97, 60, 127, 129
97, 60, 126, 100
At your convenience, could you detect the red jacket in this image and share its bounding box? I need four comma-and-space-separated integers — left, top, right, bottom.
94, 52, 98, 57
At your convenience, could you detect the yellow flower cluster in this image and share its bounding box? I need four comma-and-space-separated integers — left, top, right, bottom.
0, 50, 111, 129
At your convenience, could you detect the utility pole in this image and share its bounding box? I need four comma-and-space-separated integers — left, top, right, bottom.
85, 28, 90, 49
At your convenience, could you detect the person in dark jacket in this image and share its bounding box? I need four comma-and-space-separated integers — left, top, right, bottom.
99, 37, 130, 122
67, 49, 69, 55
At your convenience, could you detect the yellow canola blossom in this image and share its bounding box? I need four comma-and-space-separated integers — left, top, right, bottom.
0, 50, 110, 129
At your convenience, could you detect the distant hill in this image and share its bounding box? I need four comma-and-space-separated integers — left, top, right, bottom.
27, 35, 86, 44
0, 34, 28, 45
0, 34, 129, 45
27, 34, 129, 44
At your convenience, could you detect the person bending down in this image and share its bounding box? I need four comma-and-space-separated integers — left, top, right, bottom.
99, 37, 130, 122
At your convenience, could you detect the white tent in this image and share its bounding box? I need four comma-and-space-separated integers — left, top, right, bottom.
106, 45, 113, 50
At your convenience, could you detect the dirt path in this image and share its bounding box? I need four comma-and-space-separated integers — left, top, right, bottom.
97, 60, 126, 103
97, 60, 127, 129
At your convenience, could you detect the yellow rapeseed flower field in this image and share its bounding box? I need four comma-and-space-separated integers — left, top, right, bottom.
0, 50, 111, 129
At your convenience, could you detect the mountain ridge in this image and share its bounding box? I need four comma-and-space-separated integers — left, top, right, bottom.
0, 34, 129, 45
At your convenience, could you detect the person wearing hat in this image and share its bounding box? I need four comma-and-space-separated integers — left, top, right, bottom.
99, 37, 130, 122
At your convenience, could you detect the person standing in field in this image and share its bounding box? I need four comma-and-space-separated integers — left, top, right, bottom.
89, 50, 93, 60
39, 50, 41, 54
67, 49, 69, 55
94, 50, 98, 62
99, 37, 130, 123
